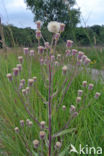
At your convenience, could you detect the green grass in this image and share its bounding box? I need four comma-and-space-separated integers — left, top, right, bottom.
0, 49, 104, 155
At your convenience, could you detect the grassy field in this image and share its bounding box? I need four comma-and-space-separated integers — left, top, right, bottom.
0, 48, 104, 155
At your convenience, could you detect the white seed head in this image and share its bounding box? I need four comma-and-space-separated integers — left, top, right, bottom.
47, 21, 60, 33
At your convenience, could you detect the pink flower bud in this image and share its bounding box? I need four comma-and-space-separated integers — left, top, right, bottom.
60, 23, 65, 32
51, 55, 55, 62
82, 81, 87, 87
20, 120, 24, 127
23, 48, 29, 55
17, 64, 22, 72
14, 127, 19, 133
66, 40, 73, 48
40, 131, 46, 139
38, 46, 44, 54
55, 142, 62, 149
28, 121, 33, 127
33, 76, 37, 82
95, 92, 101, 99
40, 58, 44, 65
7, 73, 12, 81
72, 49, 78, 56
20, 79, 25, 85
84, 58, 91, 65
70, 105, 76, 113
28, 79, 34, 87
62, 65, 68, 75
45, 42, 50, 49
78, 90, 83, 96
88, 83, 94, 90
54, 61, 59, 66
76, 97, 81, 103
33, 140, 39, 149
78, 51, 84, 59
57, 54, 61, 59
36, 20, 41, 29
13, 68, 19, 76
54, 33, 60, 40
72, 112, 78, 118
82, 55, 87, 62
26, 87, 30, 94
62, 105, 66, 110
30, 50, 34, 56
22, 89, 26, 96
40, 121, 46, 129
18, 56, 23, 64
19, 83, 23, 89
36, 30, 41, 40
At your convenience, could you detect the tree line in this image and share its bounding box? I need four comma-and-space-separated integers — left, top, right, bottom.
0, 24, 104, 48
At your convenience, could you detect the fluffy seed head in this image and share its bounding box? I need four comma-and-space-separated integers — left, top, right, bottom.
47, 21, 60, 33
33, 139, 39, 148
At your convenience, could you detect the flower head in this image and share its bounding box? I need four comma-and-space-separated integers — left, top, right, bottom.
47, 21, 60, 33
